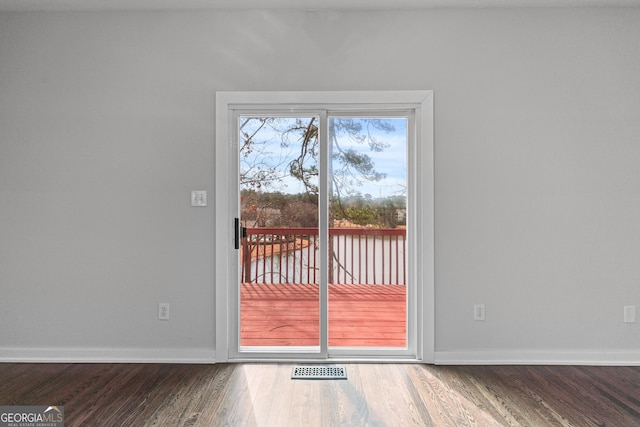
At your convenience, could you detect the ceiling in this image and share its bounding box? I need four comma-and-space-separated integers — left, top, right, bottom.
1, 0, 639, 11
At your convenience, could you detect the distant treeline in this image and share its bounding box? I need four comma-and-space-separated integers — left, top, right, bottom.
241, 190, 406, 228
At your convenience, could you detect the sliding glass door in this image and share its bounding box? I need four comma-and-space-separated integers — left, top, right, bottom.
238, 115, 321, 350
234, 111, 412, 358
327, 116, 408, 350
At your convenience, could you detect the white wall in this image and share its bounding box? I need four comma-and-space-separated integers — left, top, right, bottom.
1, 8, 639, 363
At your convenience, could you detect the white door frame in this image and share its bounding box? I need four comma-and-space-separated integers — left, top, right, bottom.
214, 91, 434, 363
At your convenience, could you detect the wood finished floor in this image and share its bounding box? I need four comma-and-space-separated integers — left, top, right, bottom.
241, 283, 406, 347
1, 363, 640, 426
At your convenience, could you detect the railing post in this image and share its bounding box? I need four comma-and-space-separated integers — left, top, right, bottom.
242, 235, 252, 283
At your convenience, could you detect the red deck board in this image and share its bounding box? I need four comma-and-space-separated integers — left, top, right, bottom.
240, 283, 406, 347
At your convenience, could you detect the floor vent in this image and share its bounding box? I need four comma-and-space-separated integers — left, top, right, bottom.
291, 365, 347, 380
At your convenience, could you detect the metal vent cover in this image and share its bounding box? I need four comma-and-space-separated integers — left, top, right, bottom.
291, 365, 347, 380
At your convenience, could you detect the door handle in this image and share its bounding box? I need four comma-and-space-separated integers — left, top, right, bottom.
234, 218, 240, 250
234, 218, 247, 250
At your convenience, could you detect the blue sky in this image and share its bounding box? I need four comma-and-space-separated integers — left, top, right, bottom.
239, 116, 407, 199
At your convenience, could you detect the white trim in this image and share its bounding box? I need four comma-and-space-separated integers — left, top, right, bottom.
224, 356, 425, 364
0, 347, 216, 364
215, 90, 434, 363
435, 350, 640, 366
319, 109, 329, 358
214, 93, 231, 363
417, 91, 434, 363
217, 90, 431, 107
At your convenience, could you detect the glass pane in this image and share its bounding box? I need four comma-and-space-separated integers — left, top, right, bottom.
328, 117, 408, 348
238, 116, 320, 348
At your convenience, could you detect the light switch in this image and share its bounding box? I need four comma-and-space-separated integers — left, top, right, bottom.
624, 306, 636, 323
191, 190, 207, 207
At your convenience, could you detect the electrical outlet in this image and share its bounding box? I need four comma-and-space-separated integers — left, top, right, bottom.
474, 304, 485, 321
624, 306, 636, 323
159, 303, 170, 320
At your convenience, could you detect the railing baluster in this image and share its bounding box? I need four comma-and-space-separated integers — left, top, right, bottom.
379, 235, 383, 285
341, 234, 346, 284
388, 234, 392, 285
276, 235, 280, 284
336, 234, 340, 284
254, 235, 259, 283
358, 234, 362, 285
313, 232, 316, 284
300, 234, 309, 283
261, 232, 266, 283
365, 235, 369, 284
395, 234, 399, 285
269, 233, 274, 283
328, 232, 332, 284
403, 233, 406, 285
373, 235, 377, 285
285, 234, 290, 284
351, 235, 354, 284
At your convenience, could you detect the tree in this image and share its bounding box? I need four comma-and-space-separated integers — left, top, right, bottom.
239, 116, 398, 226
274, 201, 319, 228
329, 118, 391, 199
344, 205, 381, 227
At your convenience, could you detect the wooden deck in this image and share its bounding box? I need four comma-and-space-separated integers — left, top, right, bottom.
241, 283, 406, 347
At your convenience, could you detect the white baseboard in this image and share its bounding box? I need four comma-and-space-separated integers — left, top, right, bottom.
4, 348, 638, 366
0, 347, 216, 364
435, 350, 640, 366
